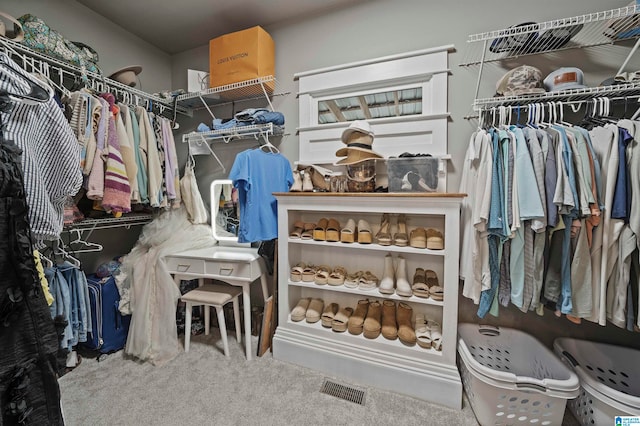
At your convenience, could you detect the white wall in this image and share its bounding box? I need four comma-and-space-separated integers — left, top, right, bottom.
2, 0, 172, 93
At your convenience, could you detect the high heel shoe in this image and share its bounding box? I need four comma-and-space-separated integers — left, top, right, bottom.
393, 213, 408, 247
375, 213, 392, 246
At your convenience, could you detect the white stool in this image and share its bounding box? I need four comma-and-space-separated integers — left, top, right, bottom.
181, 284, 242, 357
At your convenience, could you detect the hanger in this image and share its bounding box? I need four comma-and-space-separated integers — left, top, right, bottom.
68, 229, 103, 253
37, 250, 54, 269
0, 52, 53, 104
259, 132, 279, 153
53, 239, 81, 268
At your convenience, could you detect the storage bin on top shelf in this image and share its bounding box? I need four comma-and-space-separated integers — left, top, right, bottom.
458, 323, 579, 426
387, 156, 439, 193
554, 338, 640, 425
209, 26, 275, 92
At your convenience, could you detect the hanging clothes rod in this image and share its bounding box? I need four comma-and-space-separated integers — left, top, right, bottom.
0, 37, 192, 116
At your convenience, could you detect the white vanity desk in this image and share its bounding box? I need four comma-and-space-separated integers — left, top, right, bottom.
165, 245, 269, 360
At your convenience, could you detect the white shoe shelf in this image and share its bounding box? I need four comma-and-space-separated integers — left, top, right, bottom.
272, 192, 465, 409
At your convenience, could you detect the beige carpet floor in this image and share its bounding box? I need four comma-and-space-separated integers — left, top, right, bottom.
58, 330, 578, 426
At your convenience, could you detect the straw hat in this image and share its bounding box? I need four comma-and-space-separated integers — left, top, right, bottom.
108, 65, 142, 87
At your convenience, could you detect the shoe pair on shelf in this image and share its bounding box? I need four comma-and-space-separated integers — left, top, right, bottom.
379, 254, 412, 297
339, 218, 373, 244
349, 299, 416, 345
411, 268, 444, 301
375, 213, 408, 246
409, 227, 444, 250
289, 297, 353, 332
290, 167, 331, 192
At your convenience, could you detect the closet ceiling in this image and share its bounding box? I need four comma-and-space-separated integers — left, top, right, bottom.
77, 0, 365, 54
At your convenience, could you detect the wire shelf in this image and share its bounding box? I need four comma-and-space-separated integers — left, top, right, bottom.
182, 123, 285, 144
473, 81, 640, 110
460, 4, 640, 66
176, 76, 288, 110
0, 37, 191, 116
63, 214, 154, 232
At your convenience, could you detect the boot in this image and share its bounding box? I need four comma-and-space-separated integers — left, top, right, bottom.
302, 168, 314, 192
396, 302, 416, 345
348, 299, 369, 335
381, 300, 398, 340
395, 255, 412, 297
378, 253, 395, 295
291, 170, 302, 192
363, 300, 382, 339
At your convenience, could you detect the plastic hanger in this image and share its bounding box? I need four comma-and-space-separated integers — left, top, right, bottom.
53, 239, 81, 268
68, 229, 104, 253
259, 132, 279, 153
191, 136, 226, 173
38, 250, 54, 269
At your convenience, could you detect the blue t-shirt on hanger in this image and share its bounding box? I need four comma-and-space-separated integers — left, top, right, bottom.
229, 148, 293, 243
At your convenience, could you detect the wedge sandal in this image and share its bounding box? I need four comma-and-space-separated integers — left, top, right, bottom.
393, 213, 409, 246
425, 269, 444, 301
428, 319, 443, 351
301, 265, 316, 282
327, 266, 347, 286
426, 228, 444, 250
344, 271, 363, 288
409, 227, 427, 249
411, 267, 430, 298
375, 213, 392, 246
291, 298, 310, 322
290, 262, 306, 282
313, 218, 328, 241
415, 314, 432, 349
340, 218, 356, 243
325, 218, 341, 242
358, 271, 379, 291
300, 222, 315, 240
289, 221, 305, 239
305, 298, 324, 323
314, 265, 331, 285
321, 303, 339, 328
357, 219, 373, 244
331, 307, 353, 332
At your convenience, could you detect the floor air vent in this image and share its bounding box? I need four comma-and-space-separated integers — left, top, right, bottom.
320, 379, 365, 405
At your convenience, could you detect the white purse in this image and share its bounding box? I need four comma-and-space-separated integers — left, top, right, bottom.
179, 155, 208, 224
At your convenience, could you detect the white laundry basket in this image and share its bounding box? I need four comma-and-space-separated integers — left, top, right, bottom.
458, 324, 580, 426
554, 337, 640, 425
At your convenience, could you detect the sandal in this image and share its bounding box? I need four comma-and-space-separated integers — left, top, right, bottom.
331, 307, 354, 332
411, 267, 430, 298
375, 213, 392, 246
393, 214, 408, 246
289, 221, 305, 239
327, 266, 347, 286
425, 269, 444, 301
321, 302, 339, 327
344, 271, 363, 288
340, 219, 356, 243
301, 265, 317, 282
314, 265, 331, 285
305, 298, 324, 323
358, 271, 379, 291
357, 219, 373, 244
414, 314, 432, 349
300, 223, 315, 240
290, 262, 306, 282
426, 228, 444, 250
313, 218, 328, 241
325, 218, 341, 242
427, 319, 443, 351
409, 227, 427, 249
291, 298, 310, 322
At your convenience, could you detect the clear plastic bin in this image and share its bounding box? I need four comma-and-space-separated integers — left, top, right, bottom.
458, 323, 579, 426
554, 337, 640, 425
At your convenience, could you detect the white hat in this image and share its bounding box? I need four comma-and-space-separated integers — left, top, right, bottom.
341, 120, 374, 144
108, 65, 142, 87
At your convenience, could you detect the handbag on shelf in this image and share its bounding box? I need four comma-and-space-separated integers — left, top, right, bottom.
17, 14, 101, 74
